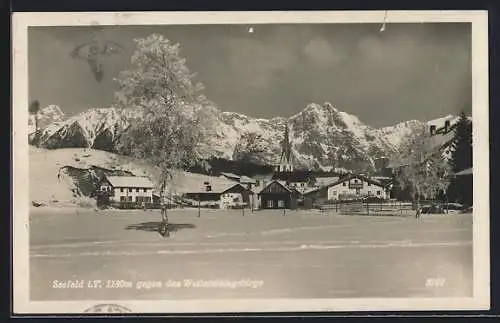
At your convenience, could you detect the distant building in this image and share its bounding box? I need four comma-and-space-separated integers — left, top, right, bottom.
257, 180, 300, 210
304, 174, 389, 205
184, 181, 252, 209
387, 118, 457, 172
99, 175, 155, 204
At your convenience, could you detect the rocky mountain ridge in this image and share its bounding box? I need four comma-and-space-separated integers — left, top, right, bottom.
28, 102, 461, 173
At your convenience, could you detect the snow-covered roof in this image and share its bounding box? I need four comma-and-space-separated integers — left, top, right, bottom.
239, 175, 256, 184
105, 176, 154, 188
304, 174, 385, 196
315, 176, 339, 186
220, 172, 241, 179
189, 182, 246, 194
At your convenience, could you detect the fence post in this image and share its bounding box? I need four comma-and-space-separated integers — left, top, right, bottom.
198, 196, 201, 218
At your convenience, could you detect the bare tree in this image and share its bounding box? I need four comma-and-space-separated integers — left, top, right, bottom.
393, 128, 452, 217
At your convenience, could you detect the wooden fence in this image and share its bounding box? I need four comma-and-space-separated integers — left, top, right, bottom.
320, 200, 414, 216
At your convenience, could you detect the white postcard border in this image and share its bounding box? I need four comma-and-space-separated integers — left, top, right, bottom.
12, 10, 490, 314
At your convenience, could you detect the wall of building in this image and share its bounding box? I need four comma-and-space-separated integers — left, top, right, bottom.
327, 178, 387, 200
220, 192, 243, 209
110, 187, 154, 203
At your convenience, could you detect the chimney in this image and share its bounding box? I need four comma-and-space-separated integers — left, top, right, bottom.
444, 120, 450, 133
430, 125, 436, 136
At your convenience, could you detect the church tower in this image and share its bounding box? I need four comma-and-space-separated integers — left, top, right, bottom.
277, 124, 294, 173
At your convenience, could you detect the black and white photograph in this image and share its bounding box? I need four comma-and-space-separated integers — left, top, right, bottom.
12, 11, 490, 314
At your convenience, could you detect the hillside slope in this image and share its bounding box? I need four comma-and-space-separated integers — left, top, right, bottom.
29, 147, 235, 207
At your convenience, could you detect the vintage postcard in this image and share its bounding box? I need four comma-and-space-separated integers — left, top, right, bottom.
12, 11, 490, 314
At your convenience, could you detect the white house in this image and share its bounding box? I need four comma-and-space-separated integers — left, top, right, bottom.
305, 174, 389, 202
100, 175, 155, 204
184, 181, 252, 209
325, 174, 389, 200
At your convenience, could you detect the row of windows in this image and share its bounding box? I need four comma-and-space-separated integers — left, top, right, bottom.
120, 196, 152, 202
342, 180, 372, 186
332, 190, 382, 195
119, 188, 150, 193
267, 200, 285, 208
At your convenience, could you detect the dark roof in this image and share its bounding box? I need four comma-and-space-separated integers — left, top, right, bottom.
189, 182, 247, 194
258, 180, 293, 195
272, 171, 313, 182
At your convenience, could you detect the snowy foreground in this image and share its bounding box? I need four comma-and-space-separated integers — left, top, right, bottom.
29, 209, 473, 300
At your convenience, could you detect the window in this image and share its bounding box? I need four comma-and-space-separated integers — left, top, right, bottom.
368, 191, 372, 196
129, 188, 132, 192
267, 200, 273, 208
144, 188, 147, 192
367, 182, 371, 186
377, 191, 381, 195
354, 179, 358, 183
356, 188, 360, 195
278, 200, 285, 208
120, 188, 124, 192
342, 182, 346, 186
128, 196, 132, 201
120, 196, 126, 202
136, 188, 140, 192
145, 197, 151, 203
206, 185, 212, 192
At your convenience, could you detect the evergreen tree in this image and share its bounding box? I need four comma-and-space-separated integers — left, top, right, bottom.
448, 111, 473, 205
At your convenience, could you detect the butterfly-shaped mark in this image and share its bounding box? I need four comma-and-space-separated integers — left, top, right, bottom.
71, 40, 124, 82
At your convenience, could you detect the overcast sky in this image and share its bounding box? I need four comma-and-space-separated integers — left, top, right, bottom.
28, 23, 471, 127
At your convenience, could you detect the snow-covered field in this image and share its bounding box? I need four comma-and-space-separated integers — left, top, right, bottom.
29, 209, 473, 300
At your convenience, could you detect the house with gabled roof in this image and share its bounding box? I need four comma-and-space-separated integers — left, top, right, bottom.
99, 175, 155, 204
304, 174, 390, 204
257, 180, 300, 209
183, 181, 252, 209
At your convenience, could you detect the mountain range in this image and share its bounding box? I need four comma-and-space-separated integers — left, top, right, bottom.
28, 103, 460, 173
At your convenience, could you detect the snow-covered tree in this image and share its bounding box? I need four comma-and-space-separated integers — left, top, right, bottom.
114, 34, 213, 193
393, 128, 452, 217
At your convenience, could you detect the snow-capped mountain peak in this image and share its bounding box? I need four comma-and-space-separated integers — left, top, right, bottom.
29, 102, 466, 173
28, 104, 66, 134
